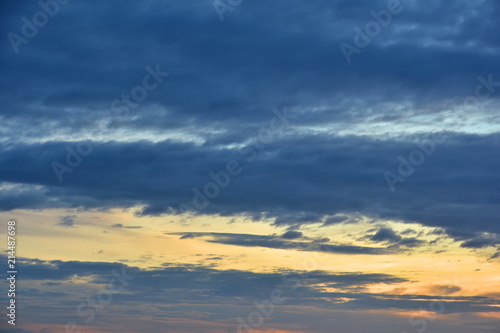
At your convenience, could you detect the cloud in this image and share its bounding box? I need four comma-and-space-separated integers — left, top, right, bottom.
401, 229, 417, 235
281, 230, 303, 239
396, 237, 425, 248
490, 251, 500, 260
5, 254, 499, 322
179, 232, 199, 239
173, 232, 394, 255
1, 253, 498, 332
370, 228, 402, 243
2, 1, 500, 332
111, 223, 143, 229
2, 0, 500, 137
0, 0, 500, 239
426, 285, 462, 295
460, 235, 499, 248
1, 254, 410, 297
0, 133, 500, 238
364, 228, 426, 248
57, 215, 76, 227
323, 215, 360, 226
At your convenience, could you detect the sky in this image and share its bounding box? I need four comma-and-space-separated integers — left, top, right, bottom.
0, 0, 499, 332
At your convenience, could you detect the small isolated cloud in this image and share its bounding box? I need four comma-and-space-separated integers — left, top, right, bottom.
426, 285, 462, 295
281, 230, 303, 239
370, 228, 402, 243
180, 232, 199, 239
367, 228, 425, 248
58, 215, 76, 227
111, 223, 142, 229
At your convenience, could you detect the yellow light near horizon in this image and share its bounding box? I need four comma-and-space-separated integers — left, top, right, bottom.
4, 208, 499, 301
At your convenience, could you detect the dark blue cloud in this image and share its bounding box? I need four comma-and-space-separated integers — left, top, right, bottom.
460, 235, 499, 249
2, 254, 499, 328
281, 230, 304, 239
362, 228, 426, 248
58, 215, 76, 227
1, 1, 500, 332
0, 133, 499, 240
111, 223, 142, 229
370, 228, 402, 242
1, 0, 500, 142
1, 1, 500, 240
172, 232, 391, 255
